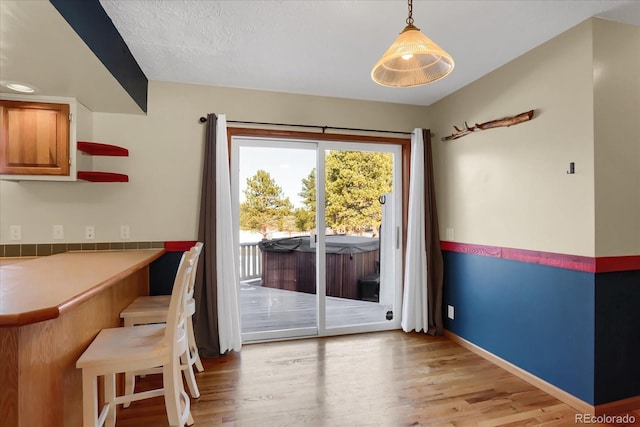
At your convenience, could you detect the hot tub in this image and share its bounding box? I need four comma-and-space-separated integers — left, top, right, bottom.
258, 235, 379, 300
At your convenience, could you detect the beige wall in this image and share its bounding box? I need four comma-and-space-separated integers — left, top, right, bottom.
0, 82, 429, 244
428, 20, 597, 256
593, 19, 640, 257
3, 18, 637, 258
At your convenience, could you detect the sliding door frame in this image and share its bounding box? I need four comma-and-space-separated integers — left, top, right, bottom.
228, 127, 412, 340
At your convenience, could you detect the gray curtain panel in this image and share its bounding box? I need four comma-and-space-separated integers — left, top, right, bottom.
423, 129, 445, 336
193, 113, 221, 357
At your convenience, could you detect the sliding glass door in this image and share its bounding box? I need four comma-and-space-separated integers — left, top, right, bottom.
232, 139, 318, 341
231, 135, 403, 342
319, 142, 403, 335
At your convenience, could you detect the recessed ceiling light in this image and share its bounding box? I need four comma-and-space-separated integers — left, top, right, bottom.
2, 81, 37, 93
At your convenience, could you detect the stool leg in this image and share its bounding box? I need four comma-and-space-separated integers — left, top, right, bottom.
123, 371, 136, 408
82, 371, 98, 427
180, 384, 193, 426
123, 316, 138, 409
181, 351, 200, 399
163, 359, 182, 426
185, 389, 195, 426
104, 373, 116, 427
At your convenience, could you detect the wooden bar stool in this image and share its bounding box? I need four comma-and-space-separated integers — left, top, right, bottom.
120, 242, 204, 402
76, 248, 197, 427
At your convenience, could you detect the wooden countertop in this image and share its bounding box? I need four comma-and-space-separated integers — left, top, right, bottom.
0, 249, 164, 327
0, 257, 37, 266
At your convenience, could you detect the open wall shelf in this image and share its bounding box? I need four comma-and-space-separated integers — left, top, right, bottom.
77, 171, 129, 182
77, 141, 129, 182
77, 141, 129, 156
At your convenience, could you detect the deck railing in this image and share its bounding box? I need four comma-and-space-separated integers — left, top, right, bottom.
239, 242, 262, 282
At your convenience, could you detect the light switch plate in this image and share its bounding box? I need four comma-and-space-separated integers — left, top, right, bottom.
447, 305, 455, 320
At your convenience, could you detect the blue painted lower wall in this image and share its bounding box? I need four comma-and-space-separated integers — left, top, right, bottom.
595, 270, 640, 404
443, 251, 596, 404
444, 250, 640, 406
149, 252, 183, 295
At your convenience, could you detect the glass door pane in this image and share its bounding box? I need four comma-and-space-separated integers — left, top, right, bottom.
232, 139, 318, 342
321, 144, 402, 333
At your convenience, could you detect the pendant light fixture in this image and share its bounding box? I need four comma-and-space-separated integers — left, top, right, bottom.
371, 0, 454, 87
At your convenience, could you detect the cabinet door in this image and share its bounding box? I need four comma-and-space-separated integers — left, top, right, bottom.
0, 100, 70, 176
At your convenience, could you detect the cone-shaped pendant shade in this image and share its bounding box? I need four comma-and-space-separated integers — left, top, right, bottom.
372, 24, 454, 87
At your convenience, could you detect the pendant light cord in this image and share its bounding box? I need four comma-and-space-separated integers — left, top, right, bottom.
406, 0, 414, 26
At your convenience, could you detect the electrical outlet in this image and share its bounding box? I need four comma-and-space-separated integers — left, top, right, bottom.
446, 227, 454, 241
10, 225, 22, 241
120, 225, 130, 239
53, 225, 64, 240
85, 225, 95, 240
447, 305, 455, 320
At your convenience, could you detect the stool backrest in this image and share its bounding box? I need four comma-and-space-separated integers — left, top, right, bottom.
186, 242, 204, 302
165, 247, 197, 349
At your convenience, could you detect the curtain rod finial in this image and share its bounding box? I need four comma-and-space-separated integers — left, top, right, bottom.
199, 116, 207, 123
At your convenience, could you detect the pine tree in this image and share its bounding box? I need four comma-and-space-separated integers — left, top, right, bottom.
295, 168, 316, 231
325, 151, 392, 235
239, 170, 293, 239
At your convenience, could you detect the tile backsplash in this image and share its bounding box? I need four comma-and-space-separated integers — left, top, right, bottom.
0, 241, 165, 257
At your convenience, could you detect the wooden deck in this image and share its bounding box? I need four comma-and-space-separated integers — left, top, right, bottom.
115, 331, 637, 426
240, 283, 392, 334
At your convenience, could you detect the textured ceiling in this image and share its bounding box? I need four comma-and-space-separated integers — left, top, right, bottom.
100, 0, 640, 107
1, 1, 638, 112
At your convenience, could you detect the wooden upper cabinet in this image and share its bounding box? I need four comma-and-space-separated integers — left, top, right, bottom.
0, 100, 70, 176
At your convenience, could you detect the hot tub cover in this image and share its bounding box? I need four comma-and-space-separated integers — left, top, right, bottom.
258, 235, 379, 254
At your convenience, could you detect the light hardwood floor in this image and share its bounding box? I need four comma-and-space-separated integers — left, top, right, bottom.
115, 331, 639, 426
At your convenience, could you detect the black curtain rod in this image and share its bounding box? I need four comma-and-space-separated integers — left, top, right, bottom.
198, 117, 413, 135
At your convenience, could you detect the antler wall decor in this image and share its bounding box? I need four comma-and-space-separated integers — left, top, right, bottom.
441, 110, 535, 141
